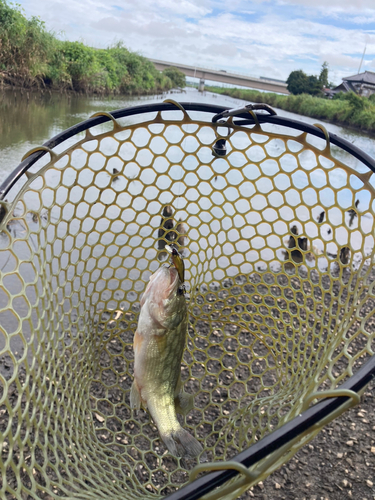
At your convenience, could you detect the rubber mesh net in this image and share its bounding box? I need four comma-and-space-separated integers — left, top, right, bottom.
0, 104, 375, 500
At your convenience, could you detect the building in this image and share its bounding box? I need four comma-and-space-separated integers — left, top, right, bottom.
328, 71, 375, 97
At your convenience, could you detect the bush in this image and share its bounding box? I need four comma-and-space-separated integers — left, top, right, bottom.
0, 0, 57, 84
162, 67, 186, 88
286, 70, 323, 96
0, 1, 177, 94
208, 86, 375, 134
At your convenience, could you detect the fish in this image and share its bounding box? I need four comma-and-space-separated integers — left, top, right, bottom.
130, 257, 204, 459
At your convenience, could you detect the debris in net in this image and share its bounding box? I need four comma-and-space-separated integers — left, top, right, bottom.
348, 200, 359, 227
158, 206, 175, 250
112, 168, 120, 182
340, 246, 350, 265
317, 211, 325, 223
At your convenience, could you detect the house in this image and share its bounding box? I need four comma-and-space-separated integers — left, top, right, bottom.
327, 71, 375, 97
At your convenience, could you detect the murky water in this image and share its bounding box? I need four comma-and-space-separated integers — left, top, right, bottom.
1, 87, 374, 189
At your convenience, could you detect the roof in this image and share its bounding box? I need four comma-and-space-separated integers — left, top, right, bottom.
343, 71, 375, 85
330, 81, 356, 93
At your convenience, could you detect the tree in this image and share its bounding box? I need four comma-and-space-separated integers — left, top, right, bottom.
286, 70, 308, 94
286, 69, 323, 95
307, 74, 323, 95
162, 67, 186, 88
319, 61, 329, 88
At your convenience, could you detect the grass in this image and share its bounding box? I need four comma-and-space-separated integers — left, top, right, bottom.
207, 86, 375, 134
0, 1, 184, 94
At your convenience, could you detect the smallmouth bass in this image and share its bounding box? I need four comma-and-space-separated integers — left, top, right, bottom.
130, 264, 203, 459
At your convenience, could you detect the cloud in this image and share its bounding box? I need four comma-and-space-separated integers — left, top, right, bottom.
16, 0, 375, 84
91, 15, 194, 40
276, 0, 375, 11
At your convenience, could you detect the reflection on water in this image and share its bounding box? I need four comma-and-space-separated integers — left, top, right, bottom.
1, 87, 375, 185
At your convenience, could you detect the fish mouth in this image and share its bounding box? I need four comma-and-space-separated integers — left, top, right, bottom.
154, 266, 180, 301
165, 266, 180, 295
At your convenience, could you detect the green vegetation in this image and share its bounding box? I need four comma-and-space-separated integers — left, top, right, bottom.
210, 61, 375, 133
286, 63, 331, 96
286, 70, 322, 95
0, 1, 185, 94
162, 67, 187, 89
207, 86, 375, 133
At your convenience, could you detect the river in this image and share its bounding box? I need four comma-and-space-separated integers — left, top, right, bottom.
1, 86, 375, 189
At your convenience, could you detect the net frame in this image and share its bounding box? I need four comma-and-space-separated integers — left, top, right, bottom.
0, 101, 375, 500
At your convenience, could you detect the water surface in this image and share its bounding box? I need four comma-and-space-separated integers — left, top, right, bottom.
1, 87, 374, 189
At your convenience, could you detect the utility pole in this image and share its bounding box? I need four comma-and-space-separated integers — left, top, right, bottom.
358, 44, 366, 74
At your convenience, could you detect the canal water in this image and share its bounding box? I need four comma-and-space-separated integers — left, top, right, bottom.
1, 86, 375, 189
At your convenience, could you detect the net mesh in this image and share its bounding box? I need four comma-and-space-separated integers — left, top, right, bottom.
0, 104, 374, 499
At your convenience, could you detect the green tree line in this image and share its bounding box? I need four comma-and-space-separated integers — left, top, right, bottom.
286, 63, 331, 96
208, 86, 375, 133
0, 0, 185, 93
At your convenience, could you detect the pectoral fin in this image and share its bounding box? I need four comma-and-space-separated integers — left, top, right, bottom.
130, 380, 143, 410
175, 392, 194, 416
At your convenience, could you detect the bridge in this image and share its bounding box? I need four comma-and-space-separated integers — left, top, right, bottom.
148, 58, 289, 94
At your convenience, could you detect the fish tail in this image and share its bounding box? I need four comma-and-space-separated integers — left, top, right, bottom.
162, 426, 204, 459
148, 398, 205, 459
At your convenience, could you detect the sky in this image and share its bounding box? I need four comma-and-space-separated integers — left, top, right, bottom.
16, 0, 375, 86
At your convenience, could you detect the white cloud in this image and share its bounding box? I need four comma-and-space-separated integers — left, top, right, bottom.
16, 0, 375, 85
276, 0, 375, 11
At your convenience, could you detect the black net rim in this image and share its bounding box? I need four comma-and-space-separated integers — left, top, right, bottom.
1, 101, 375, 200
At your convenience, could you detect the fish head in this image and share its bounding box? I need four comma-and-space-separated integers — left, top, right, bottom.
154, 265, 181, 298
141, 266, 186, 330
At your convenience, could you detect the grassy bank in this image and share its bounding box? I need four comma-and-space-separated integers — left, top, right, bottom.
208, 86, 375, 134
0, 0, 184, 94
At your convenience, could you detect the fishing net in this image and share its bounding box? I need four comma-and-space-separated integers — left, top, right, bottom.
0, 101, 374, 500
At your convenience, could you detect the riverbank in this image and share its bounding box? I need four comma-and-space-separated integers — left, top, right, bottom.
0, 1, 185, 95
208, 86, 375, 135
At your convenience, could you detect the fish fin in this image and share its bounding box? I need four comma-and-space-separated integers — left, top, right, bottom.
161, 435, 179, 457
175, 392, 194, 416
174, 374, 182, 397
130, 380, 142, 410
164, 428, 205, 460
133, 330, 143, 352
